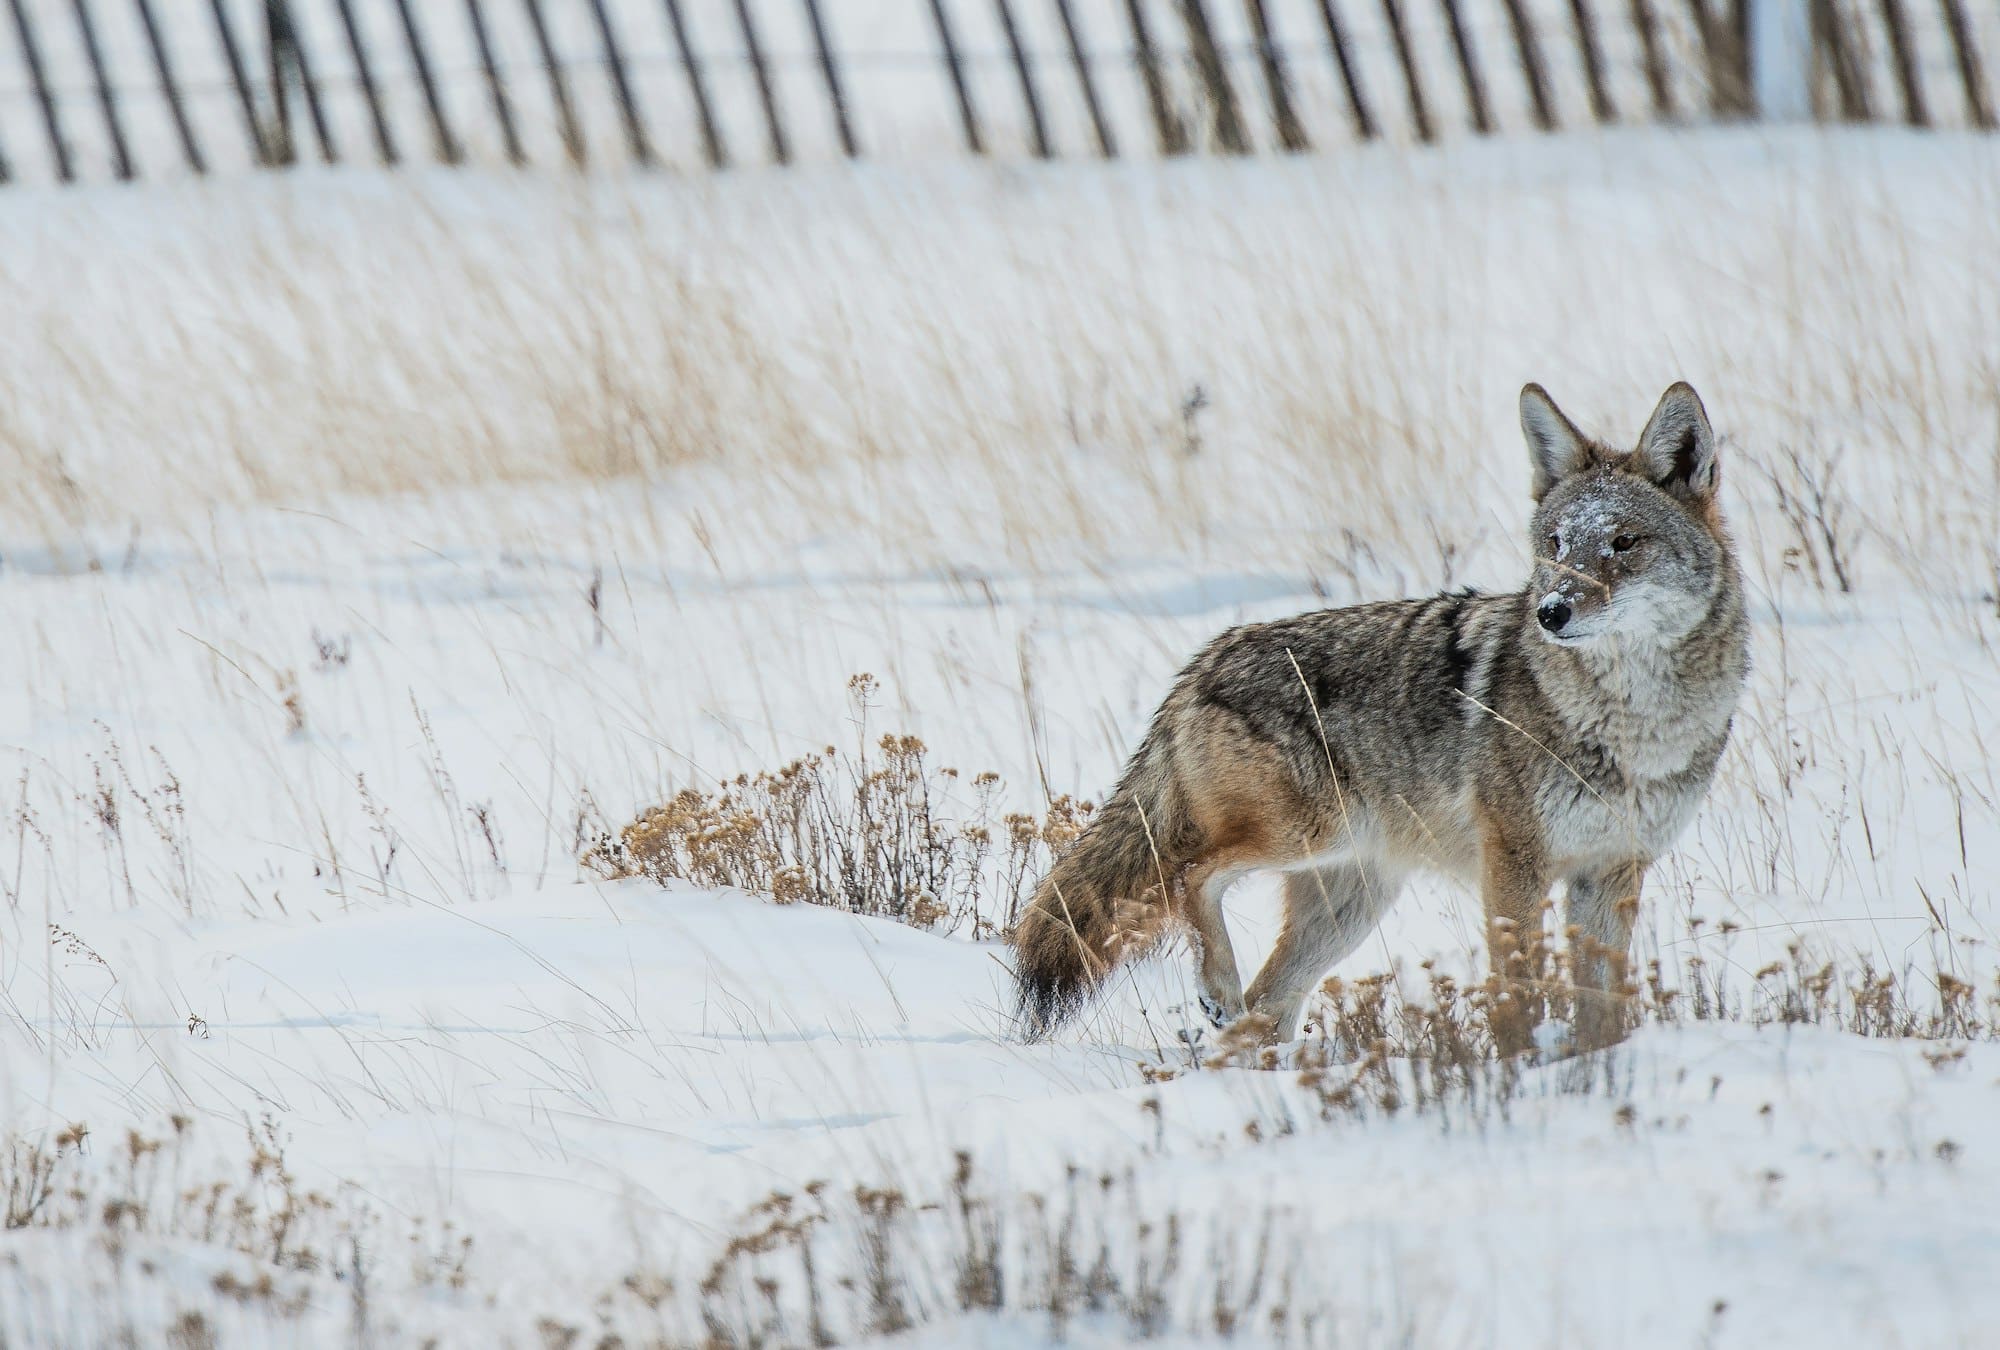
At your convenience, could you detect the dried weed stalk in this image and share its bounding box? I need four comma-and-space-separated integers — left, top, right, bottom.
589, 679, 1092, 936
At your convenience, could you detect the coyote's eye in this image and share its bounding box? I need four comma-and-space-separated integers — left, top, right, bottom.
1547, 533, 1561, 555
1612, 534, 1638, 552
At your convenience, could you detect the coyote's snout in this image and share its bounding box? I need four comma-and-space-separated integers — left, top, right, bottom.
1013, 383, 1748, 1051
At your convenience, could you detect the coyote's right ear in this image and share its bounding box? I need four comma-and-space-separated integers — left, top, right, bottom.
1520, 384, 1592, 501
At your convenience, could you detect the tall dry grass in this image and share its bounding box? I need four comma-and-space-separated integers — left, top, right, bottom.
1, 128, 1993, 593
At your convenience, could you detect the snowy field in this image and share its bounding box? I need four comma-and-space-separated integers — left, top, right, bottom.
2, 125, 2000, 1345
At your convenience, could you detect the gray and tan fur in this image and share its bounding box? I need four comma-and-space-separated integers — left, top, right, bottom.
1013, 383, 1748, 1050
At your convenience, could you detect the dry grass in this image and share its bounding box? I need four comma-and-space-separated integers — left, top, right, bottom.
591, 676, 1093, 938
3, 130, 1994, 593
1, 1113, 365, 1277
675, 1156, 1343, 1349
0, 1110, 475, 1344
0, 1111, 1366, 1346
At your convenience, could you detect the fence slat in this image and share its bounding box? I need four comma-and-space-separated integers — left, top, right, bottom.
334, 0, 399, 164
1814, 0, 1871, 120
263, 1, 293, 164
1874, 0, 1928, 125
1246, 0, 1311, 150
928, 0, 983, 154
134, 0, 205, 173
1053, 0, 1115, 156
1316, 0, 1379, 139
1440, 0, 1495, 134
589, 0, 655, 165
1722, 0, 1751, 113
1124, 0, 1189, 154
1687, 0, 1750, 116
73, 0, 135, 180
1179, 0, 1250, 153
733, 0, 790, 164
663, 0, 727, 166
463, 0, 525, 166
1567, 0, 1615, 122
522, 0, 586, 165
8, 0, 72, 181
1938, 0, 1993, 129
395, 0, 462, 163
1378, 0, 1434, 141
994, 0, 1051, 157
1628, 0, 1675, 117
265, 0, 338, 165
208, 0, 271, 165
803, 0, 858, 157
1500, 0, 1556, 129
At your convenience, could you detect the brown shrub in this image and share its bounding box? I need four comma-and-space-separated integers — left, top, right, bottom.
590, 693, 1093, 937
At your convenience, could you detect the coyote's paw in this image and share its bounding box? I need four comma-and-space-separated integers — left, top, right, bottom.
1198, 994, 1235, 1029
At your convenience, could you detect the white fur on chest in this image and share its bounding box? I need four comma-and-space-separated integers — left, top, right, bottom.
1531, 638, 1739, 867
1562, 641, 1734, 782
1537, 774, 1707, 870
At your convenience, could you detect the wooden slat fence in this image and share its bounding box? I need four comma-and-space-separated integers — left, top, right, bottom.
0, 0, 1990, 186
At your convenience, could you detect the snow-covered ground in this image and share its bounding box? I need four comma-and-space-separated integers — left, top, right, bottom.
2, 125, 1999, 1345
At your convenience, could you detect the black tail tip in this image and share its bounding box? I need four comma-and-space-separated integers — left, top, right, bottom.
1011, 962, 1089, 1042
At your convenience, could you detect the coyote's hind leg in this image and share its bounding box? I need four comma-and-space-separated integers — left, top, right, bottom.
1244, 860, 1405, 1043
1176, 856, 1253, 1027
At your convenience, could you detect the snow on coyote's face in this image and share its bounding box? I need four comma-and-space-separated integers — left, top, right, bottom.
1522, 381, 1729, 650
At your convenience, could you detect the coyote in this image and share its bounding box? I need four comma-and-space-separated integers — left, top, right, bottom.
1014, 383, 1748, 1050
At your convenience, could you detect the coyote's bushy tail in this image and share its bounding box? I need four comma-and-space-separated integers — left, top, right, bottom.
1012, 732, 1193, 1038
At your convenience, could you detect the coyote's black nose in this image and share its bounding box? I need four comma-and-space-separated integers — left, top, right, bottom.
1537, 598, 1572, 633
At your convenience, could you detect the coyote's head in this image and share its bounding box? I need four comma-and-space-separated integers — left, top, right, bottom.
1518, 382, 1727, 648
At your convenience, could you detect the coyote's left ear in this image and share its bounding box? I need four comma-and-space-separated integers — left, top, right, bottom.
1633, 382, 1717, 503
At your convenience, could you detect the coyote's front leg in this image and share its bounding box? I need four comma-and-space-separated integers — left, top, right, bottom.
1566, 860, 1645, 1050
1477, 810, 1553, 1058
